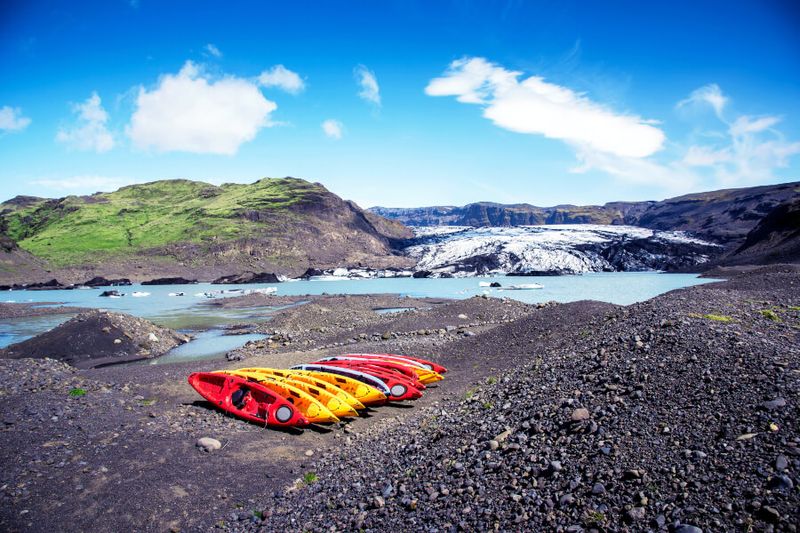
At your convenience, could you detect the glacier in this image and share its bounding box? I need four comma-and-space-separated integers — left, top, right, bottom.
404, 225, 722, 277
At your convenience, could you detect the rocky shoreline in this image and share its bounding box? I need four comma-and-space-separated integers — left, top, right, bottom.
0, 266, 797, 532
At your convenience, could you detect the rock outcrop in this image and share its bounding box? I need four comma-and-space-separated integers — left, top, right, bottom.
212, 272, 279, 284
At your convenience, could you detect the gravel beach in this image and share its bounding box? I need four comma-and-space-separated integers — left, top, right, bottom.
0, 267, 797, 532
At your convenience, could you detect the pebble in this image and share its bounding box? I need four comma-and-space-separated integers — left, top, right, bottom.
674, 525, 703, 533
762, 398, 787, 410
570, 408, 590, 421
591, 483, 606, 495
196, 437, 221, 452
757, 506, 780, 524
625, 507, 646, 522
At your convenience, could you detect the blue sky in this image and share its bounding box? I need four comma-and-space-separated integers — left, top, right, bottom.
1, 0, 799, 208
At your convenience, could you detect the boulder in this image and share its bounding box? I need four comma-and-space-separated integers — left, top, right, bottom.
142, 277, 198, 285
297, 268, 325, 280
213, 272, 280, 284
99, 290, 124, 297
82, 276, 132, 287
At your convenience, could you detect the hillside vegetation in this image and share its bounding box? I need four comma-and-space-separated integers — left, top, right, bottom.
0, 177, 412, 280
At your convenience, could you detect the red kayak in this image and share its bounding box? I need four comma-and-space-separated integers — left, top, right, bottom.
345, 353, 447, 374
310, 360, 423, 401
188, 372, 309, 427
315, 356, 426, 388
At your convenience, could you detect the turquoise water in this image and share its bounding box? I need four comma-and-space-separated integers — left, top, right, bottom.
147, 331, 268, 365
0, 272, 720, 349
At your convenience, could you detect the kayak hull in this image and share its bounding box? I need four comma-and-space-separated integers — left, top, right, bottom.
309, 360, 423, 401
345, 353, 448, 374
214, 371, 340, 424
226, 370, 358, 418
188, 372, 309, 427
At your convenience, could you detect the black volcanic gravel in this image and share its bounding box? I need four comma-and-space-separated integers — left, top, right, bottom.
239, 270, 800, 532
1, 269, 798, 532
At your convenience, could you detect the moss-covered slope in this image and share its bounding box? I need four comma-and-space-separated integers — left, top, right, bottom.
0, 177, 413, 280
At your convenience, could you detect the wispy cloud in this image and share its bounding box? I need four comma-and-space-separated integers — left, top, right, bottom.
257, 65, 305, 94
127, 61, 276, 155
577, 85, 800, 190
679, 85, 800, 186
321, 119, 343, 139
204, 43, 222, 58
676, 83, 728, 120
56, 92, 114, 152
354, 64, 381, 106
426, 58, 800, 192
0, 106, 31, 133
426, 57, 665, 159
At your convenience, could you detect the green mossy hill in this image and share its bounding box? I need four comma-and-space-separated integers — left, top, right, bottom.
0, 177, 411, 268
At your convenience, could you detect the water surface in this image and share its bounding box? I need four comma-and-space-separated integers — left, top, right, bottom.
1, 272, 721, 349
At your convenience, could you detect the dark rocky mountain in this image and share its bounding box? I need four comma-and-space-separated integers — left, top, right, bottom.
371, 181, 800, 246
721, 198, 800, 265
371, 202, 641, 227
629, 182, 799, 245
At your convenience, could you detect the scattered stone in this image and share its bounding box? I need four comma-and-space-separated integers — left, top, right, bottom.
196, 437, 222, 452
570, 408, 590, 422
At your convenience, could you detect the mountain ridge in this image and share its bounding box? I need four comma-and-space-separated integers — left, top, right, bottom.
0, 177, 413, 284
370, 181, 800, 246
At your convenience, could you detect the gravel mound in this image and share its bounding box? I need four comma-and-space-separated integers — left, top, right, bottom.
250, 275, 799, 532
0, 310, 190, 368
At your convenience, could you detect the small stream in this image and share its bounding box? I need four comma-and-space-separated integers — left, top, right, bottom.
148, 331, 268, 365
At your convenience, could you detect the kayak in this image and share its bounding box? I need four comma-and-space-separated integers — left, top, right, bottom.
316, 355, 443, 384
291, 364, 393, 398
313, 357, 425, 391
306, 361, 423, 401
345, 353, 448, 374
224, 370, 358, 418
285, 373, 366, 410
237, 367, 383, 407
313, 357, 426, 390
215, 371, 340, 424
188, 372, 309, 427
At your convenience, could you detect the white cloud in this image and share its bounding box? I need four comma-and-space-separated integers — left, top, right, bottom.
679, 84, 800, 186
56, 92, 114, 152
573, 148, 698, 190
354, 64, 381, 106
729, 115, 780, 137
676, 83, 728, 119
257, 65, 305, 94
683, 145, 731, 166
204, 43, 222, 58
425, 57, 665, 159
31, 175, 135, 191
127, 61, 276, 155
321, 119, 343, 140
0, 106, 31, 132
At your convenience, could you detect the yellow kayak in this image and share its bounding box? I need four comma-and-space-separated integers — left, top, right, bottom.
285, 374, 365, 410
239, 367, 387, 406
216, 370, 339, 424
235, 367, 365, 409
229, 370, 358, 418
